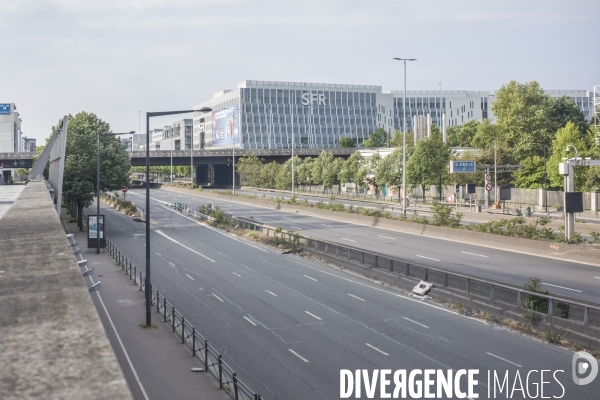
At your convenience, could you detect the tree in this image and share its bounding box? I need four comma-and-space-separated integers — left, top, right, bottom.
471, 119, 501, 150
547, 95, 589, 137
311, 150, 335, 186
374, 147, 406, 202
260, 161, 280, 189
512, 156, 546, 188
547, 122, 588, 190
446, 120, 480, 147
338, 137, 355, 148
362, 152, 382, 195
275, 156, 301, 191
389, 130, 415, 148
406, 133, 451, 200
62, 112, 131, 229
296, 157, 315, 190
491, 80, 553, 161
338, 151, 366, 193
236, 155, 264, 187
362, 128, 388, 148
322, 157, 343, 191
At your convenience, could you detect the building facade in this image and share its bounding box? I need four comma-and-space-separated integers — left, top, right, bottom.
189, 81, 595, 151
193, 80, 393, 150
0, 103, 22, 152
21, 137, 36, 152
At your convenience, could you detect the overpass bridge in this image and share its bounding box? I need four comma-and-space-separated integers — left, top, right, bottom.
128, 147, 355, 166
1, 148, 356, 187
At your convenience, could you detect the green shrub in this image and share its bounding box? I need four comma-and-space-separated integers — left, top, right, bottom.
522, 277, 549, 314
431, 202, 462, 227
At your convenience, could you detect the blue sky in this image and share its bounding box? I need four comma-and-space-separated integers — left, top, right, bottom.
1, 0, 598, 142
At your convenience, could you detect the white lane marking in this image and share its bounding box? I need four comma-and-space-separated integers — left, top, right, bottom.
305, 311, 322, 320
155, 230, 216, 262
284, 258, 488, 325
243, 316, 257, 326
149, 199, 270, 253
461, 251, 488, 258
303, 275, 318, 282
133, 233, 146, 236
283, 216, 291, 219
378, 235, 396, 240
265, 290, 278, 297
185, 274, 195, 281
340, 238, 356, 242
366, 343, 389, 356
254, 217, 263, 220
416, 255, 440, 262
348, 293, 365, 301
288, 349, 309, 362
92, 287, 150, 400
486, 352, 522, 368
233, 272, 242, 277
212, 293, 224, 302
155, 252, 162, 257
321, 224, 334, 227
541, 282, 583, 293
403, 317, 429, 329
168, 262, 175, 267
290, 226, 303, 230
596, 277, 600, 280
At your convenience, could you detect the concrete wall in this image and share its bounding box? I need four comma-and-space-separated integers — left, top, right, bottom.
0, 180, 132, 399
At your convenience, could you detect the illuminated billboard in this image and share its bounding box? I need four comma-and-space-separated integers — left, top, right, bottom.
211, 105, 240, 146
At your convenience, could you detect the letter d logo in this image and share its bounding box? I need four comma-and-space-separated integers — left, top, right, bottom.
572, 351, 598, 385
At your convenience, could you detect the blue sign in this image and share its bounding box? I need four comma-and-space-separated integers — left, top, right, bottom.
450, 160, 476, 173
0, 104, 10, 114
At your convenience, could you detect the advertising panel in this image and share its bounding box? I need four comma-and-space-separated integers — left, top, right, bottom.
87, 214, 106, 248
0, 104, 10, 114
211, 105, 240, 146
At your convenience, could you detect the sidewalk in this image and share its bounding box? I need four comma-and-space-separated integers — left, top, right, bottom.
65, 220, 229, 400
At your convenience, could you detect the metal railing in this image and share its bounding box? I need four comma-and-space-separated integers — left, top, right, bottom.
302, 237, 600, 330
106, 238, 263, 400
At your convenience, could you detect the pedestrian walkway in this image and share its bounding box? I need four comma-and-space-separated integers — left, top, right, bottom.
63, 216, 229, 400
0, 184, 25, 220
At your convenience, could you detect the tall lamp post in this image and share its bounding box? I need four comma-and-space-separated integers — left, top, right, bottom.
527, 140, 548, 214
393, 57, 417, 218
144, 107, 211, 327
97, 131, 135, 254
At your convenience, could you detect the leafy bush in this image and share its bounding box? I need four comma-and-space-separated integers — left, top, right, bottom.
431, 202, 462, 227
522, 277, 548, 314
590, 232, 600, 245
409, 211, 428, 224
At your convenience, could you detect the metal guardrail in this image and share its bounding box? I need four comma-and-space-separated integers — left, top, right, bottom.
164, 199, 600, 333
105, 238, 263, 400
302, 238, 600, 329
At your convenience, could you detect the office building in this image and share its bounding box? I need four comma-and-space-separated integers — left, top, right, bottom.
190, 80, 595, 150
0, 103, 23, 152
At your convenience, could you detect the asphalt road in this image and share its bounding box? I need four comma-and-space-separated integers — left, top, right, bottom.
131, 188, 600, 305
99, 190, 599, 399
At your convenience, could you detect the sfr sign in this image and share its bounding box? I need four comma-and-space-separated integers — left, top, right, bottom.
301, 92, 326, 106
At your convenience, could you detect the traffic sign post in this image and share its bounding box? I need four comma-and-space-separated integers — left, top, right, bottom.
122, 186, 128, 201
485, 183, 493, 192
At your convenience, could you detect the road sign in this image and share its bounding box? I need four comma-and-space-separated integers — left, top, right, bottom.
122, 186, 128, 193
485, 183, 493, 192
485, 174, 492, 182
447, 194, 454, 203
0, 159, 33, 168
449, 160, 476, 173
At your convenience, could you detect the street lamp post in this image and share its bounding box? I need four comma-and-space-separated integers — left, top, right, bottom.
393, 57, 417, 218
144, 107, 211, 327
527, 140, 548, 214
97, 131, 134, 254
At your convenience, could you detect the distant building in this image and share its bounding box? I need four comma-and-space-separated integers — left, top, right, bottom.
189, 80, 595, 150
21, 136, 36, 152
0, 103, 23, 152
